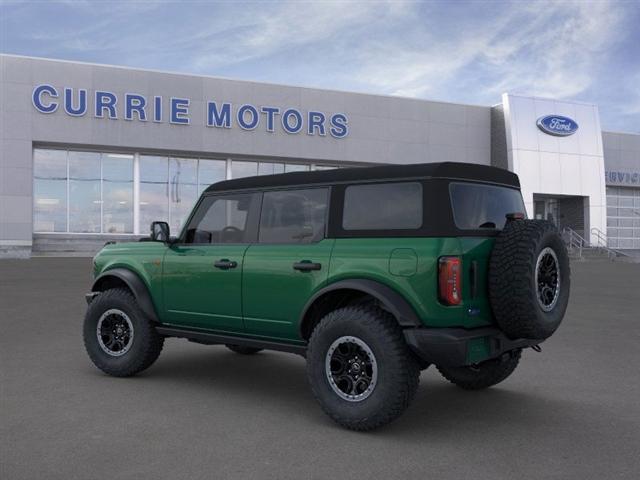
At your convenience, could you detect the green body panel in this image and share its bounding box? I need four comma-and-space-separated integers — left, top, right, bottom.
92, 242, 167, 312
161, 244, 248, 331
328, 237, 495, 329
458, 237, 496, 328
92, 235, 497, 341
241, 239, 334, 342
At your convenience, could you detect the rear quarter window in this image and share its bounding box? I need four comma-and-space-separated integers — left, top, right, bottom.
342, 182, 422, 230
450, 182, 526, 230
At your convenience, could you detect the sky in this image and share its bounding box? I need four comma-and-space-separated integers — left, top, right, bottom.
1, 0, 639, 132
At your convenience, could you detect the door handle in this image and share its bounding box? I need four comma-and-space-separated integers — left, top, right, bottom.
293, 260, 321, 272
214, 259, 238, 270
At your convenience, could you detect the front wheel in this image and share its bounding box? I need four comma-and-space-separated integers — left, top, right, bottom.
437, 349, 521, 390
306, 306, 420, 431
83, 288, 164, 377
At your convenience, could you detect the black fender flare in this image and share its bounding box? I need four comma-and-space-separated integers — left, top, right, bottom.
92, 268, 160, 323
299, 279, 423, 336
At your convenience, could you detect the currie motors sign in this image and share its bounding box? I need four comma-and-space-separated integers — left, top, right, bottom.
536, 115, 579, 137
31, 84, 349, 139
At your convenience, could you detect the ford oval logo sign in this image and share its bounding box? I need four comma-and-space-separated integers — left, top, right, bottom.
536, 115, 579, 137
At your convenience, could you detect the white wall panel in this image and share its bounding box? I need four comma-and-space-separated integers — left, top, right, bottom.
502, 93, 607, 243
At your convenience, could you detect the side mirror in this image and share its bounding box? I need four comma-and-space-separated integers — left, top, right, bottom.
150, 221, 170, 242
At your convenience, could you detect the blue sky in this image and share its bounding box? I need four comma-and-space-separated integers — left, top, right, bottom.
1, 0, 639, 131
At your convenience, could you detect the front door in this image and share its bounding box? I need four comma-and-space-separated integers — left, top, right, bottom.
242, 187, 333, 341
162, 192, 260, 332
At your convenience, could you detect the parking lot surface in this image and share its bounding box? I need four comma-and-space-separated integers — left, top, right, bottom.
1, 258, 639, 480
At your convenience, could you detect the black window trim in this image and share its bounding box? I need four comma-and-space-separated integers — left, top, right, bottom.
176, 176, 524, 241
329, 180, 430, 238
341, 181, 424, 232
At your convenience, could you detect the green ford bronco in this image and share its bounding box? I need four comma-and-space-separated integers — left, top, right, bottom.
84, 162, 570, 430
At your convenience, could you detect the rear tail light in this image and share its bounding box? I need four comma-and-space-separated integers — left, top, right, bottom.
438, 256, 462, 306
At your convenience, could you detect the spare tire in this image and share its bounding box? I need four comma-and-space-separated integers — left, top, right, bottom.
489, 219, 570, 340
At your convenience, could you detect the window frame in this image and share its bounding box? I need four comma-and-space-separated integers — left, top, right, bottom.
341, 181, 424, 232
256, 186, 331, 245
449, 181, 527, 231
329, 180, 429, 238
177, 191, 261, 245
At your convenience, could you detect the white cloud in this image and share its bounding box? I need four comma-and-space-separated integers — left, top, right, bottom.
349, 0, 625, 103
188, 1, 410, 71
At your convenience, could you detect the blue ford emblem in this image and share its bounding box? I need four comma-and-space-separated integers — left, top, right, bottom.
536, 115, 579, 137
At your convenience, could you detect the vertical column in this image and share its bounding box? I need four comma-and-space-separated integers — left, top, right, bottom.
133, 153, 140, 235
100, 154, 104, 234
226, 158, 233, 179
66, 150, 70, 233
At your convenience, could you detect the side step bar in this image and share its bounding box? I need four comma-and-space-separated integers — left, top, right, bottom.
156, 326, 307, 356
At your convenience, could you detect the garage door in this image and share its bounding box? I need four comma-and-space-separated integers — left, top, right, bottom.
606, 186, 640, 249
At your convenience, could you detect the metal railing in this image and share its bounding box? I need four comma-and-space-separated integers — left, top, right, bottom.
561, 226, 629, 260
562, 227, 585, 258
590, 227, 629, 259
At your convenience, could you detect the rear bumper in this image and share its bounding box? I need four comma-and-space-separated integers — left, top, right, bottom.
403, 326, 541, 367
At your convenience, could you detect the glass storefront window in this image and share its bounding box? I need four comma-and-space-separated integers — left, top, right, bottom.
231, 161, 258, 179
33, 150, 339, 237
169, 157, 198, 233
198, 159, 226, 193
258, 162, 284, 176
33, 149, 67, 232
313, 165, 338, 171
140, 155, 169, 235
102, 154, 133, 233
285, 163, 310, 173
68, 151, 101, 233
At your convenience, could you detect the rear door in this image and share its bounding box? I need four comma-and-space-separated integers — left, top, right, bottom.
162, 192, 260, 332
242, 187, 333, 341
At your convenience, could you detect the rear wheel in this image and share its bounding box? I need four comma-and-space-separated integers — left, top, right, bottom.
437, 350, 521, 390
225, 344, 263, 355
83, 288, 164, 377
306, 306, 420, 431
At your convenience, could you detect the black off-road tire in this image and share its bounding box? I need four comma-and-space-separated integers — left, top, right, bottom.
489, 219, 570, 340
225, 344, 263, 355
437, 350, 522, 390
306, 306, 420, 431
83, 288, 164, 377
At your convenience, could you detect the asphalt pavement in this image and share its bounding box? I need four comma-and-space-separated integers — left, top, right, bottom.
1, 257, 639, 480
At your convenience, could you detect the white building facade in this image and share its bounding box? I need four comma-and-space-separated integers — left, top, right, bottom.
1, 55, 639, 257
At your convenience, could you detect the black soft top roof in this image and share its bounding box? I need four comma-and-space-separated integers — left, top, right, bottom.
204, 162, 519, 193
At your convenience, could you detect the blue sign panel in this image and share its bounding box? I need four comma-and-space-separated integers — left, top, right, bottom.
31, 84, 349, 139
536, 115, 579, 137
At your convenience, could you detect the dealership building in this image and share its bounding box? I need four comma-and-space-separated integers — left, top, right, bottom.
1, 54, 639, 258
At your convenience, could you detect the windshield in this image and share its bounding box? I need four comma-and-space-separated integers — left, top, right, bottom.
449, 182, 526, 230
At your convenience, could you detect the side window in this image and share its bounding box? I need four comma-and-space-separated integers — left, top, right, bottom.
259, 188, 328, 244
184, 193, 258, 244
343, 182, 422, 230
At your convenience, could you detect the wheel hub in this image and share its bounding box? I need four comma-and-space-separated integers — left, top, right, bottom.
535, 247, 561, 312
325, 336, 378, 402
97, 309, 134, 357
